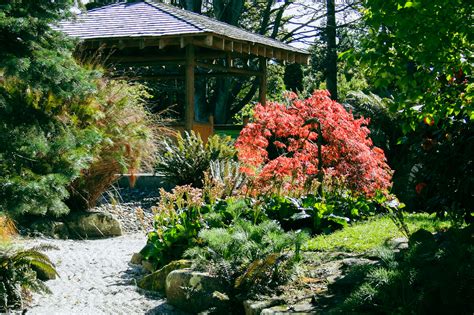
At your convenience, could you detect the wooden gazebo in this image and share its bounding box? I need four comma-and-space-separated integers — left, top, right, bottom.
59, 0, 310, 133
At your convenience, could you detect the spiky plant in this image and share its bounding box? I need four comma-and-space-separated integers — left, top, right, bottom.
0, 245, 58, 312
155, 131, 236, 187
209, 160, 247, 197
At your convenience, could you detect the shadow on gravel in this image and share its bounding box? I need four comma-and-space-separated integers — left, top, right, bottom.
145, 304, 190, 315
115, 263, 189, 314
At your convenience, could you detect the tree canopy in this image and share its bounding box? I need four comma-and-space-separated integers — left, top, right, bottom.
358, 0, 473, 131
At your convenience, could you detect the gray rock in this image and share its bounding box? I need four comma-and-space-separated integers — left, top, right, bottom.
130, 252, 143, 265
244, 299, 284, 315
138, 260, 191, 292
65, 212, 122, 239
388, 237, 409, 250
341, 257, 376, 268
261, 303, 316, 315
29, 220, 69, 239
292, 303, 316, 312
260, 305, 289, 314
166, 269, 230, 313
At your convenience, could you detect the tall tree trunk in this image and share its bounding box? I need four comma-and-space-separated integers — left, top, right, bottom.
326, 0, 338, 100
180, 0, 207, 123
213, 0, 244, 123
213, 0, 244, 26
180, 0, 202, 13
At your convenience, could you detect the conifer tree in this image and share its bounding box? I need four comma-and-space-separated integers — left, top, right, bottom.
0, 0, 102, 217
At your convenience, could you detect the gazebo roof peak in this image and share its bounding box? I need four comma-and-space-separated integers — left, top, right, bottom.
58, 0, 309, 64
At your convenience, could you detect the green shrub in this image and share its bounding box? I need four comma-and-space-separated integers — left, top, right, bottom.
0, 1, 102, 218
185, 219, 309, 299
0, 80, 101, 217
154, 131, 236, 187
0, 245, 58, 312
337, 225, 474, 314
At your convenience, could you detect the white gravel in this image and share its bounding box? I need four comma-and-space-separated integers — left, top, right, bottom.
18, 235, 186, 315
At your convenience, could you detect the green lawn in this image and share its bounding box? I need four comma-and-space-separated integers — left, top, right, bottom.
304, 213, 451, 253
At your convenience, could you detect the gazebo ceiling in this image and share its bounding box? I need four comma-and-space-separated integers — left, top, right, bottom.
58, 0, 310, 64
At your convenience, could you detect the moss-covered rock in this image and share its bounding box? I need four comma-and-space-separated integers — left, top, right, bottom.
166, 269, 230, 313
65, 212, 122, 239
138, 260, 191, 292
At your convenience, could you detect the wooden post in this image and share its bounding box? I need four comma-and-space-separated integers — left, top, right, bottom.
258, 57, 267, 105
185, 44, 195, 131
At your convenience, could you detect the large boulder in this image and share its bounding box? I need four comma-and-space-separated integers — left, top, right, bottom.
166, 269, 230, 313
138, 260, 191, 292
65, 212, 122, 239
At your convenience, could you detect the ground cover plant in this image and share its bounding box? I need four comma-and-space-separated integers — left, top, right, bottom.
305, 213, 451, 253
261, 190, 392, 233
140, 185, 206, 268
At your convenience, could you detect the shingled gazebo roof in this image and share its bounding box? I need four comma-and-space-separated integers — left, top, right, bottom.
58, 0, 309, 64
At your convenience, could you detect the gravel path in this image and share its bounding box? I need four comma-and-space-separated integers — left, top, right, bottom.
18, 235, 185, 315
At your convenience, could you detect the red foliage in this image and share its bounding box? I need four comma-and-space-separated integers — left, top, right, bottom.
235, 90, 393, 196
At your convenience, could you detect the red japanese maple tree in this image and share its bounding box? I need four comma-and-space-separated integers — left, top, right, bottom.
236, 90, 392, 196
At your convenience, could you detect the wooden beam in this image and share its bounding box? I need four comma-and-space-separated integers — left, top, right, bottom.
159, 39, 168, 49
258, 57, 267, 105
275, 50, 281, 59
251, 44, 259, 56
80, 37, 311, 64
205, 35, 213, 46
225, 40, 234, 52
108, 51, 229, 64
116, 72, 260, 81
290, 53, 296, 63
118, 40, 125, 50
139, 39, 146, 49
195, 61, 262, 77
185, 44, 195, 131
